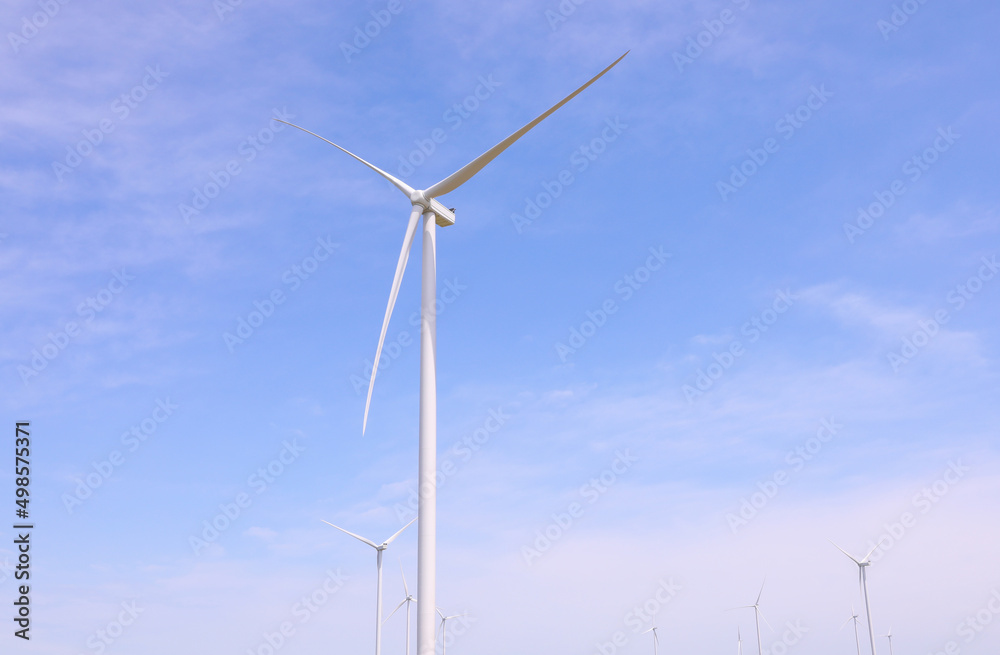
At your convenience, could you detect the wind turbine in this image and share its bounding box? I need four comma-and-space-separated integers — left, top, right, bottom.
883, 627, 894, 655
832, 541, 884, 655
841, 605, 862, 655
280, 51, 627, 655
436, 608, 467, 655
732, 579, 771, 655
641, 622, 659, 655
321, 518, 416, 655
385, 563, 417, 655
737, 627, 743, 655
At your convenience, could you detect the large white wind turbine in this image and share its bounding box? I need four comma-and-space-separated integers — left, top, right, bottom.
732, 580, 771, 655
841, 605, 862, 655
281, 51, 627, 655
385, 563, 417, 655
322, 518, 416, 655
832, 541, 884, 655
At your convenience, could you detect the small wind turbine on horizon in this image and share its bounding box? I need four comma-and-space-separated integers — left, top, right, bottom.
731, 580, 772, 655
641, 621, 659, 655
841, 605, 862, 655
737, 627, 743, 655
883, 627, 894, 655
832, 540, 885, 655
436, 608, 467, 655
385, 562, 417, 655
321, 518, 416, 655
280, 51, 628, 655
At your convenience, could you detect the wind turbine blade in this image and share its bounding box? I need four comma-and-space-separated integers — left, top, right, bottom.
863, 538, 886, 562
423, 51, 628, 199
756, 578, 766, 605
830, 540, 863, 565
757, 607, 774, 633
400, 560, 409, 596
841, 615, 855, 630
385, 598, 408, 623
362, 205, 423, 434
436, 607, 446, 620
320, 520, 379, 549
384, 517, 417, 546
275, 119, 415, 199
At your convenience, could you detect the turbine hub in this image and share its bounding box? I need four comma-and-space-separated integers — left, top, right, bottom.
409, 189, 429, 208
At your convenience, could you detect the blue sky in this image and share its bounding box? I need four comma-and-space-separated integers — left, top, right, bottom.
2, 0, 999, 653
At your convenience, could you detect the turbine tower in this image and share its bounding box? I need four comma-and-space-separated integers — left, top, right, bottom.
841, 605, 862, 655
385, 563, 417, 655
321, 518, 415, 655
832, 541, 884, 655
280, 52, 627, 655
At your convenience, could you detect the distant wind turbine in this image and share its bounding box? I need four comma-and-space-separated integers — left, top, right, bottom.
322, 518, 416, 655
732, 579, 772, 655
832, 541, 884, 655
279, 51, 627, 655
641, 621, 659, 655
436, 608, 467, 655
841, 605, 862, 655
883, 627, 894, 655
385, 562, 417, 655
737, 627, 743, 655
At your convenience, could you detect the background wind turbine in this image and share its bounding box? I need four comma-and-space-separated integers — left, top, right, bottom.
841, 605, 862, 655
732, 580, 771, 655
883, 627, 894, 655
436, 608, 467, 655
641, 622, 659, 655
832, 541, 884, 655
384, 562, 417, 655
322, 518, 415, 655
280, 51, 627, 655
737, 627, 743, 655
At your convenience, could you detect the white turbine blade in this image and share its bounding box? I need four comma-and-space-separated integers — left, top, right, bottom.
275, 119, 415, 199
436, 607, 446, 620
400, 560, 410, 596
757, 607, 774, 633
423, 51, 628, 199
755, 578, 766, 605
385, 598, 408, 623
362, 205, 423, 434
830, 540, 863, 565
641, 627, 654, 634
841, 615, 855, 630
320, 520, 378, 549
384, 517, 417, 546
863, 538, 887, 562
